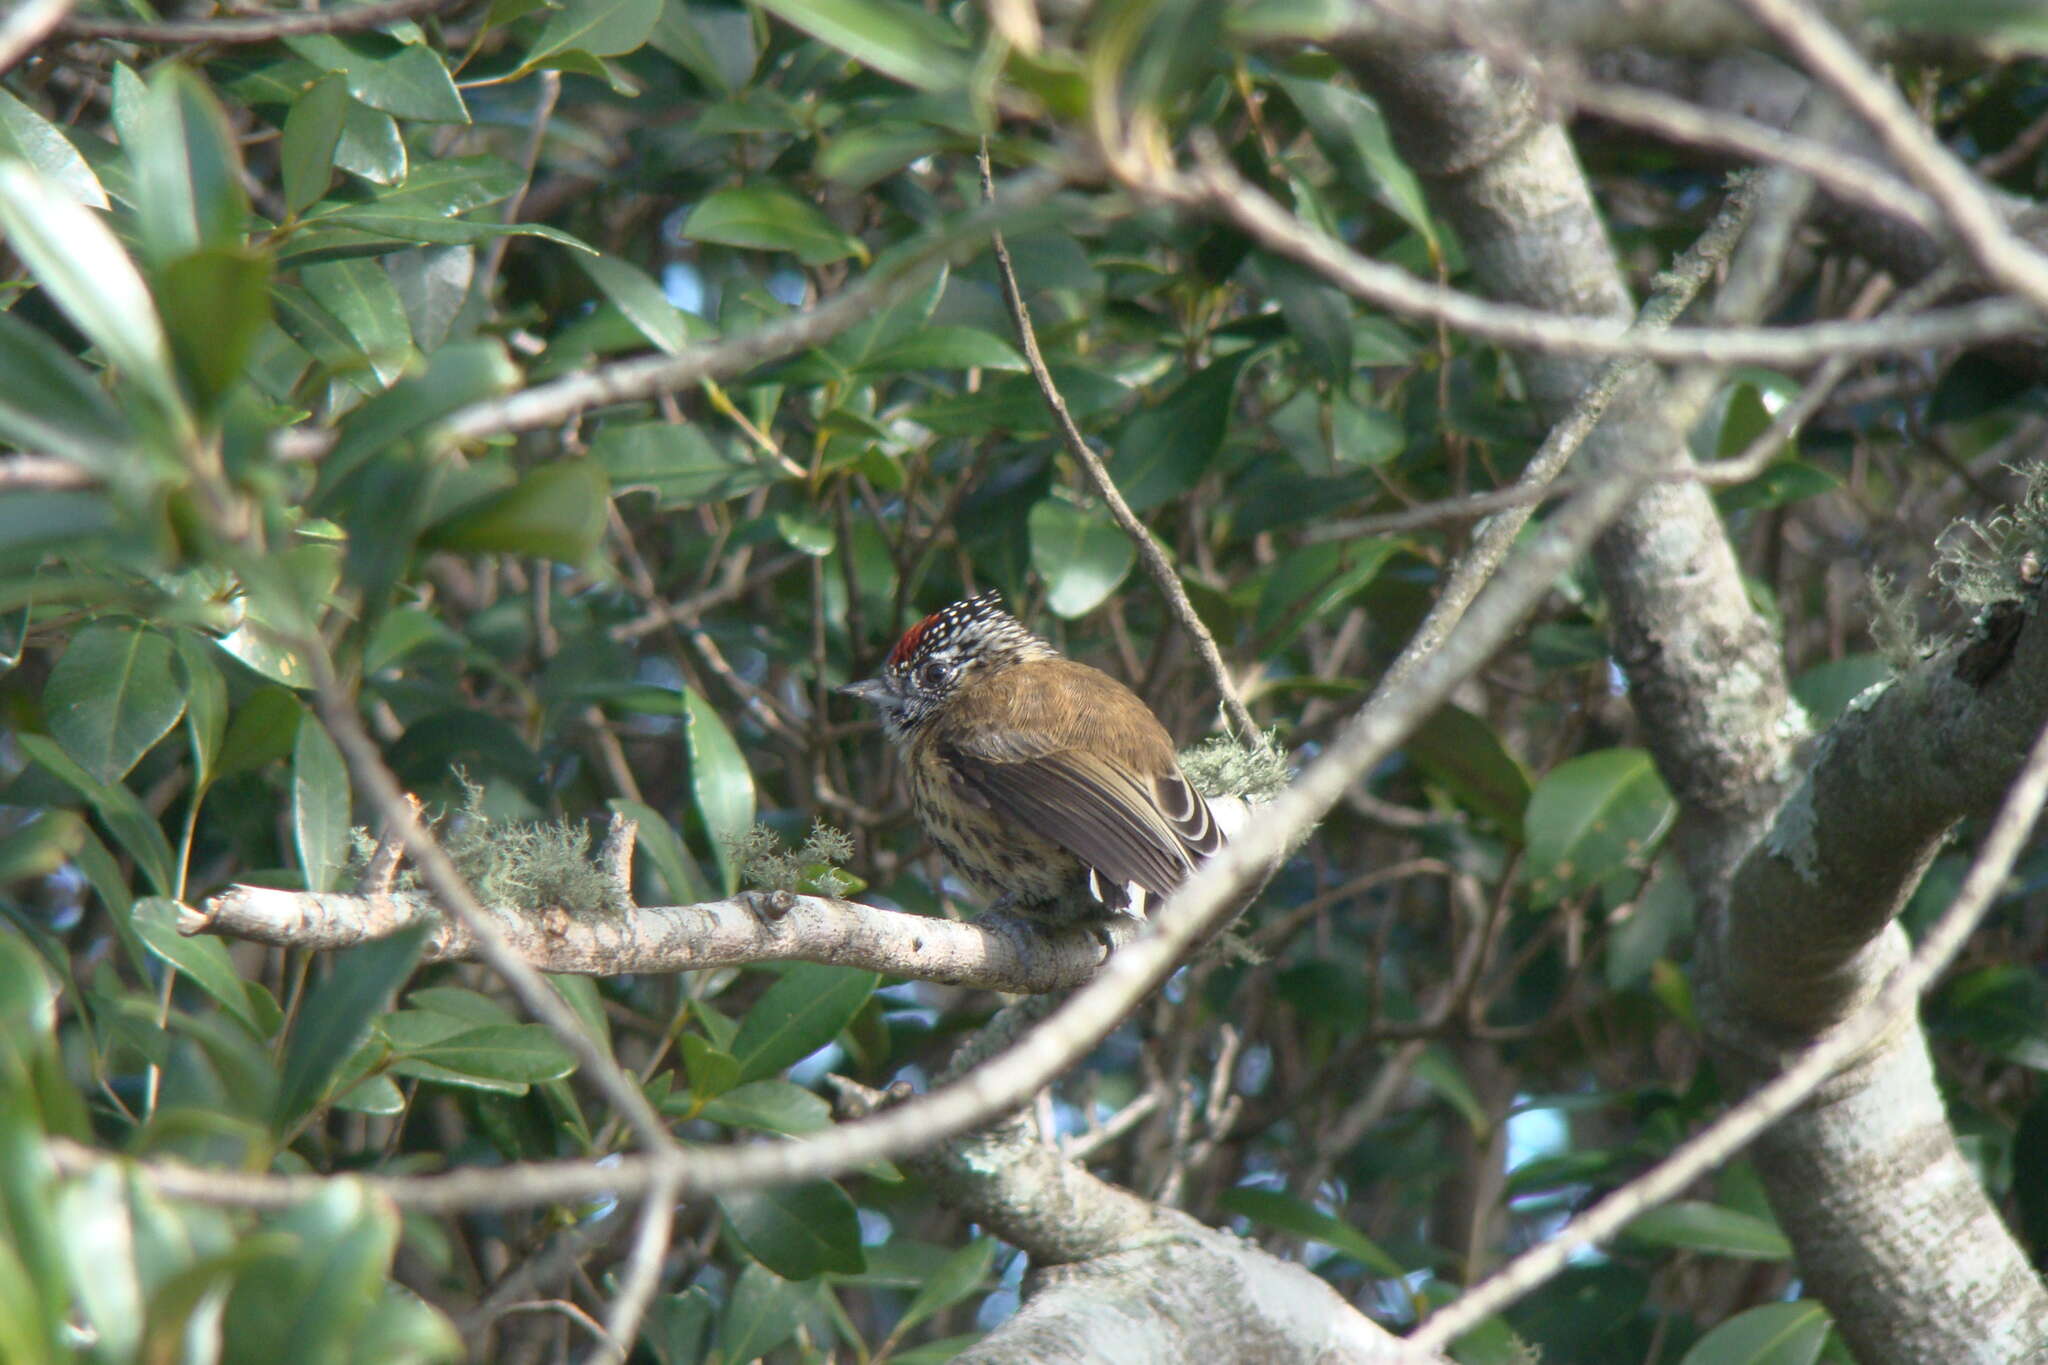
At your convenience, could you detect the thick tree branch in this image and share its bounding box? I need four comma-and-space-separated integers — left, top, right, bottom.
188, 883, 1108, 994
830, 1072, 1432, 1365
1718, 589, 2048, 1034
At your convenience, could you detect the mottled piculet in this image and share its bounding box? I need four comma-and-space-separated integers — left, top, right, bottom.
841, 591, 1245, 924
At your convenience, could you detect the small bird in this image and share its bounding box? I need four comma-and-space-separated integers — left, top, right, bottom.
840, 590, 1240, 925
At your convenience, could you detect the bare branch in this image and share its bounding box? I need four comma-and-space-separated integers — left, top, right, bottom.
1158, 142, 2040, 365
435, 168, 1068, 445
58, 0, 471, 44
189, 883, 1108, 994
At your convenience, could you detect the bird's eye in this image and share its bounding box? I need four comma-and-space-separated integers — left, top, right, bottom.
916, 659, 950, 690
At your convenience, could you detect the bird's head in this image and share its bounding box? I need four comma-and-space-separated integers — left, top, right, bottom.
840, 589, 1052, 741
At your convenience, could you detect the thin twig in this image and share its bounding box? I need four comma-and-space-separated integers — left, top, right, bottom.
1567, 78, 1940, 234
976, 140, 1261, 744
434, 168, 1068, 445
586, 1169, 681, 1365
59, 0, 468, 43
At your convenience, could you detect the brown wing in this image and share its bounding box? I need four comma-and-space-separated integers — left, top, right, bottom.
934, 659, 1222, 905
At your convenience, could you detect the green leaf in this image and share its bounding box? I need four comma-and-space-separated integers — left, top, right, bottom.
894, 1237, 995, 1337
0, 87, 106, 208
322, 339, 519, 486
680, 1033, 741, 1100
910, 366, 1128, 436
0, 811, 87, 886
284, 34, 469, 123
274, 923, 428, 1128
681, 186, 865, 266
595, 422, 788, 509
752, 0, 970, 92
859, 326, 1025, 374
1027, 499, 1136, 618
44, 620, 185, 785
1524, 749, 1677, 908
1218, 1187, 1404, 1276
337, 99, 407, 184
422, 460, 610, 564
388, 1024, 578, 1087
302, 257, 414, 386
0, 312, 140, 486
714, 1262, 808, 1362
15, 734, 176, 894
156, 246, 274, 411
1677, 1301, 1831, 1365
521, 0, 664, 71
171, 632, 228, 789
577, 252, 703, 355
644, 1286, 714, 1365
1260, 253, 1352, 383
132, 897, 268, 1035
1252, 537, 1399, 643
292, 715, 351, 894
693, 1079, 832, 1134
131, 66, 248, 264
215, 686, 306, 781
1403, 704, 1531, 840
221, 1182, 408, 1359
303, 154, 521, 224
1717, 460, 1842, 513
281, 74, 350, 219
775, 512, 837, 556
1791, 654, 1890, 727
1621, 1201, 1792, 1261
1275, 74, 1435, 246
731, 963, 877, 1083
0, 162, 186, 428
717, 1180, 866, 1278
1109, 349, 1256, 511
684, 685, 755, 894
53, 1164, 145, 1361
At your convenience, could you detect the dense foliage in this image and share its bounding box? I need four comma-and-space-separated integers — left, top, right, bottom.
4, 1, 2048, 1362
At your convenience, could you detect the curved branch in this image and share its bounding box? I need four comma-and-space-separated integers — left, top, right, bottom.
189, 884, 1107, 994
58, 0, 469, 43
1158, 147, 2041, 367
830, 1075, 1432, 1365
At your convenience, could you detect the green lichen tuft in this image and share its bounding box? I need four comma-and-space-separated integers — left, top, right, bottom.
1933, 462, 2048, 612
1865, 567, 1925, 672
724, 819, 863, 898
1179, 730, 1291, 801
343, 776, 612, 915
